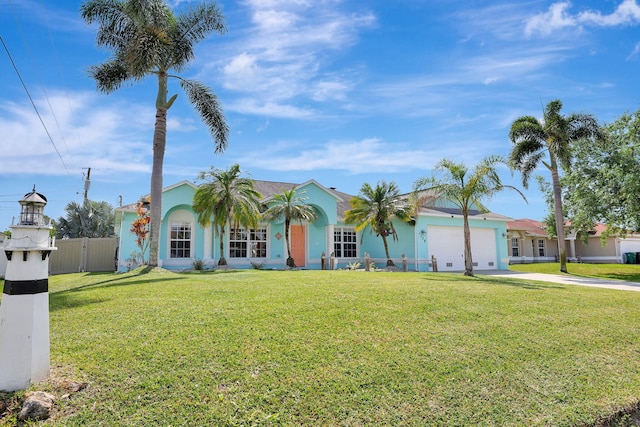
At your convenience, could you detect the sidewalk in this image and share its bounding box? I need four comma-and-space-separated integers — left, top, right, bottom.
483, 270, 640, 292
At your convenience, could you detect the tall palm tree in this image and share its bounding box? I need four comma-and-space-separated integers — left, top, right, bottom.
81, 0, 229, 267
413, 156, 525, 277
261, 188, 317, 268
344, 181, 411, 267
193, 164, 262, 266
509, 99, 603, 273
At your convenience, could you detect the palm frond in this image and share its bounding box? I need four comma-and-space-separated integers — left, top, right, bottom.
88, 58, 134, 93
171, 3, 225, 66
262, 189, 317, 224
81, 0, 129, 50
345, 180, 409, 239
180, 78, 228, 153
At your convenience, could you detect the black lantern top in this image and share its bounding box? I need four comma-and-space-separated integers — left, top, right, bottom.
18, 186, 47, 226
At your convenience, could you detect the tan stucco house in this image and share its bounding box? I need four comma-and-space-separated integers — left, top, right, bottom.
507, 219, 640, 264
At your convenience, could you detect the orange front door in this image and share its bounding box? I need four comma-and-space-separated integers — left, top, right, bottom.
290, 225, 306, 267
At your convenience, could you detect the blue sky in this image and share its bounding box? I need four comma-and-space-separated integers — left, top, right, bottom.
1, 0, 639, 228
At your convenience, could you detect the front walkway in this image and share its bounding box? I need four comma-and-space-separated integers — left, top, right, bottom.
483, 271, 640, 292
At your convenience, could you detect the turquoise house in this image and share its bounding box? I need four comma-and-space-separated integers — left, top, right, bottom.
114, 179, 512, 272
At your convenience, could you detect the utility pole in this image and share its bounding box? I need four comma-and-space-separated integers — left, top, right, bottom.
82, 167, 91, 202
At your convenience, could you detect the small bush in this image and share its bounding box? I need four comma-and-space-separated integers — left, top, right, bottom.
125, 251, 143, 272
346, 261, 361, 271
192, 259, 205, 271
249, 260, 265, 270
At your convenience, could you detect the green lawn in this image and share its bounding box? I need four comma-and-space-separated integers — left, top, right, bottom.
509, 261, 640, 282
1, 268, 640, 426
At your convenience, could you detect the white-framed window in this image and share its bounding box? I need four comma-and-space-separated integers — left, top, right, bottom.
170, 222, 192, 258
538, 239, 546, 257
334, 227, 358, 258
511, 237, 519, 257
229, 227, 267, 258
166, 210, 195, 260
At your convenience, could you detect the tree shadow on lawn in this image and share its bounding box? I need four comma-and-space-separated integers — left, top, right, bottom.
571, 271, 640, 283
50, 294, 111, 312
49, 267, 183, 311
474, 274, 566, 290
421, 272, 565, 290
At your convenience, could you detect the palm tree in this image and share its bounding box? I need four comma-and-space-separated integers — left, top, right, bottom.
509, 99, 603, 273
193, 164, 262, 266
81, 0, 229, 267
413, 156, 525, 277
56, 200, 115, 239
344, 181, 411, 268
261, 188, 317, 268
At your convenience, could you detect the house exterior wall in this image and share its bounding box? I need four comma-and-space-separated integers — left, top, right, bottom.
115, 180, 511, 272
356, 218, 415, 269
569, 237, 618, 263
507, 231, 557, 264
116, 209, 143, 270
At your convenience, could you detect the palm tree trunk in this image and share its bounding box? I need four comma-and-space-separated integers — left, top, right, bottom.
382, 234, 394, 267
148, 72, 171, 268
285, 218, 294, 267
218, 228, 227, 266
463, 211, 474, 277
550, 159, 568, 273
148, 107, 167, 267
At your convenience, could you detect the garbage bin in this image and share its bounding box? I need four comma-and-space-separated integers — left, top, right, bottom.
625, 252, 636, 264
636, 252, 640, 264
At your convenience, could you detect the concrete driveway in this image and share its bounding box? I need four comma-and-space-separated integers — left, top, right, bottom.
483, 270, 640, 292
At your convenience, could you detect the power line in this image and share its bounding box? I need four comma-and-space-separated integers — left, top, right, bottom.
39, 0, 85, 152
8, 0, 73, 158
0, 35, 71, 174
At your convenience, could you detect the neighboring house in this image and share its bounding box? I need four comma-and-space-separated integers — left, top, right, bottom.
507, 218, 640, 264
567, 223, 640, 264
506, 219, 558, 264
114, 179, 512, 272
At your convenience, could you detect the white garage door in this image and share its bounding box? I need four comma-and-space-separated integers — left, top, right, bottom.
427, 226, 497, 271
619, 239, 640, 262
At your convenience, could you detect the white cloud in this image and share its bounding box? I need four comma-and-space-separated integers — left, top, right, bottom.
225, 98, 314, 118
524, 2, 577, 37
212, 1, 375, 117
252, 9, 300, 30
234, 138, 488, 175
579, 0, 640, 26
0, 91, 151, 176
453, 3, 533, 41
223, 52, 260, 91
243, 0, 312, 9
525, 0, 640, 36
627, 42, 640, 59
311, 80, 349, 101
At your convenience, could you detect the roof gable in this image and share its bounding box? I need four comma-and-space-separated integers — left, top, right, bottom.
507, 218, 551, 238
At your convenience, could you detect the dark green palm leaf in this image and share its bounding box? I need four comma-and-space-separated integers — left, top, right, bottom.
180, 79, 228, 153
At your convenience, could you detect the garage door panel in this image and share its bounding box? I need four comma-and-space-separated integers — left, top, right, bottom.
428, 226, 496, 271
427, 226, 463, 271
619, 239, 640, 262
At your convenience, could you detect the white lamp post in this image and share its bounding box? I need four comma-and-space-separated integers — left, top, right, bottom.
0, 187, 56, 391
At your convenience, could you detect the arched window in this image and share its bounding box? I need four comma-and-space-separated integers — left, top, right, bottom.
167, 210, 194, 259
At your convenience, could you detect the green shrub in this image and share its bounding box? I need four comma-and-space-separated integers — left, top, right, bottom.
192, 259, 205, 271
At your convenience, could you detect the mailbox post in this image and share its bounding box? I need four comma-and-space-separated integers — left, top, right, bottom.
0, 187, 56, 391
